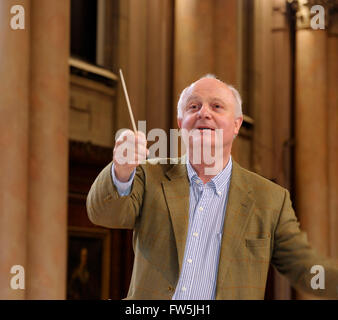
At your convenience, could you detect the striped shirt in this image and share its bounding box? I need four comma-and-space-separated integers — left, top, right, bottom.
111, 156, 232, 300
172, 157, 232, 300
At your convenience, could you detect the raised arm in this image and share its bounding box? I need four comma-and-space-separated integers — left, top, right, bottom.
86, 130, 148, 229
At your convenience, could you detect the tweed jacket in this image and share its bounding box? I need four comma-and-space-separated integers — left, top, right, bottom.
86, 158, 338, 299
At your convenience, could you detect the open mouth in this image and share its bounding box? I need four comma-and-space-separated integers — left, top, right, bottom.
197, 127, 215, 131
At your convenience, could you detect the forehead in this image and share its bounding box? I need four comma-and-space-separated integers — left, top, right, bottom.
185, 78, 234, 104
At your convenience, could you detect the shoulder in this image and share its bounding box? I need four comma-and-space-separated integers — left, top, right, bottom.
232, 161, 288, 203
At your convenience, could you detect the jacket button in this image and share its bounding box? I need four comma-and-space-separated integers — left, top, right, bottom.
168, 286, 174, 292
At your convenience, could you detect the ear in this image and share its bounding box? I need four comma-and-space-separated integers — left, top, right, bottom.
177, 118, 182, 129
234, 116, 243, 135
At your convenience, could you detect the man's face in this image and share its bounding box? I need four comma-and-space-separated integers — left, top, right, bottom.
177, 78, 243, 156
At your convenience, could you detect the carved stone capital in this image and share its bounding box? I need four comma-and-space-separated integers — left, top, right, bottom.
289, 0, 338, 30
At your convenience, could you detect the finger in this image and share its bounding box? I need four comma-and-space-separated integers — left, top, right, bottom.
134, 153, 148, 165
136, 131, 146, 141
115, 149, 139, 165
116, 131, 147, 149
135, 144, 148, 155
116, 129, 135, 143
119, 138, 147, 156
134, 135, 147, 147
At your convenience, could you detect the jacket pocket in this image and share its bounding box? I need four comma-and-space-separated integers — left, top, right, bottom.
245, 238, 270, 247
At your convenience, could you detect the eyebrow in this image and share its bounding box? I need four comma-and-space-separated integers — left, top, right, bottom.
185, 95, 201, 104
210, 98, 226, 106
186, 95, 226, 106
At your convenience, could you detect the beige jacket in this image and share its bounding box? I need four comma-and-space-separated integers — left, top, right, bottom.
86, 159, 338, 299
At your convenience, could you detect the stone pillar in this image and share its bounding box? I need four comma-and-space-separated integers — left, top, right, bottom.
145, 0, 173, 133
328, 12, 338, 259
174, 0, 214, 111
0, 0, 30, 299
115, 0, 147, 132
251, 0, 274, 179
214, 0, 239, 87
173, 0, 239, 120
295, 4, 329, 256
294, 1, 335, 298
271, 0, 293, 300
26, 0, 70, 299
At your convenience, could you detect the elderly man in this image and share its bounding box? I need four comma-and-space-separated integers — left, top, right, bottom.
86, 75, 338, 299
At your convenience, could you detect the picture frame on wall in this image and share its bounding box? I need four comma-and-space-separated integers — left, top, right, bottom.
67, 226, 111, 300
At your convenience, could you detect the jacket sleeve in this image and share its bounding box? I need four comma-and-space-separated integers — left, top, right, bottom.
272, 189, 338, 299
86, 161, 145, 229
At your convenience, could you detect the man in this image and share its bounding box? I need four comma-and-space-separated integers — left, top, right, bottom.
86, 75, 338, 299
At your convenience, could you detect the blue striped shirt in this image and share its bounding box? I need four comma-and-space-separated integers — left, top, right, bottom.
172, 157, 232, 300
111, 156, 232, 300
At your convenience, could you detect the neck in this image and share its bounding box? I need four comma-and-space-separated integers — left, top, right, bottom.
188, 150, 231, 184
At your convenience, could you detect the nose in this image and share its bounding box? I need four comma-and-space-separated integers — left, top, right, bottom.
197, 103, 211, 119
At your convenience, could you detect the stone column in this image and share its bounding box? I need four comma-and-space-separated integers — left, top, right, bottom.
327, 9, 338, 260
145, 0, 173, 133
214, 0, 239, 87
295, 2, 329, 256
294, 1, 334, 299
251, 0, 274, 179
0, 0, 30, 299
115, 0, 147, 132
173, 0, 214, 113
271, 0, 293, 300
173, 0, 239, 110
26, 0, 70, 299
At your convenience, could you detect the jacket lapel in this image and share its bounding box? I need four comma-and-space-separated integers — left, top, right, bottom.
161, 158, 190, 273
215, 161, 255, 298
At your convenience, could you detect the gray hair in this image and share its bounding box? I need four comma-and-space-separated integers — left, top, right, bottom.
177, 74, 243, 119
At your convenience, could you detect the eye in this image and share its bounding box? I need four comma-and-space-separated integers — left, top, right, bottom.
213, 104, 222, 110
188, 104, 198, 110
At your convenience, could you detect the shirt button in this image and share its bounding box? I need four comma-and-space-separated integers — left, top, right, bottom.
182, 286, 187, 292
187, 258, 192, 263
217, 191, 222, 195
199, 206, 203, 211
193, 232, 199, 237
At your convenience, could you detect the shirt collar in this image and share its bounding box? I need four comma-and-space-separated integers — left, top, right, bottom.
186, 156, 232, 195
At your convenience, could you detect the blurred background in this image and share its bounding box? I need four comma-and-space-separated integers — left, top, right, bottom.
0, 0, 337, 300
